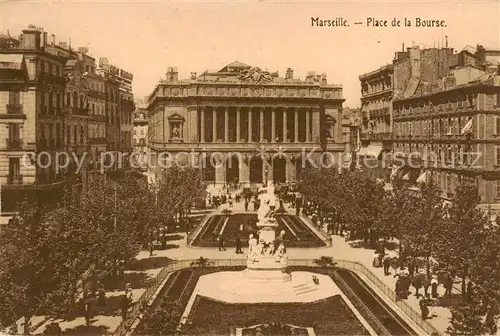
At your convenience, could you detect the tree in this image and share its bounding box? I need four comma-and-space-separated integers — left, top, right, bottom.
447, 298, 489, 336
434, 183, 490, 300
137, 299, 182, 335
0, 191, 94, 333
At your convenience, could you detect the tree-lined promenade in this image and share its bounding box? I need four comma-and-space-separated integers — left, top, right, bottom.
298, 167, 499, 335
0, 166, 204, 334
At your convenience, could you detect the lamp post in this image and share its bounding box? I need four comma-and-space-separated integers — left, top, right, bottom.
265, 167, 269, 186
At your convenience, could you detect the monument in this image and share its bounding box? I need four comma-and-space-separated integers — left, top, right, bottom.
245, 184, 291, 282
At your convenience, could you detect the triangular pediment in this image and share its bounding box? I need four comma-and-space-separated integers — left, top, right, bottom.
325, 114, 337, 124
167, 113, 185, 122
218, 61, 252, 73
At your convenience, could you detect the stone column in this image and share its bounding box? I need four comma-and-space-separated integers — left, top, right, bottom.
312, 107, 320, 143
200, 106, 205, 142
236, 107, 240, 142
212, 107, 217, 142
259, 107, 264, 142
294, 107, 299, 143
248, 107, 253, 142
215, 162, 225, 185
305, 107, 310, 142
239, 155, 250, 187
286, 157, 296, 181
283, 108, 288, 142
224, 106, 229, 142
271, 107, 276, 142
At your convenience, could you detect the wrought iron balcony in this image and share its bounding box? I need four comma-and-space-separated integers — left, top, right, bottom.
359, 132, 392, 141
6, 138, 23, 149
7, 175, 23, 184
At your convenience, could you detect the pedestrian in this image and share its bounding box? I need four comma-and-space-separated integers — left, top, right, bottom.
97, 283, 106, 313
218, 234, 226, 251
431, 275, 439, 298
383, 255, 392, 275
244, 200, 249, 211
466, 280, 474, 303
419, 296, 429, 320
235, 235, 242, 254
422, 274, 431, 297
83, 288, 92, 326
122, 283, 133, 321
444, 273, 453, 297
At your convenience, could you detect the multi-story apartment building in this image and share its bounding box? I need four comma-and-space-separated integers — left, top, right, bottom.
392, 44, 500, 210
358, 64, 393, 181
132, 107, 149, 172
99, 58, 134, 171
103, 75, 120, 169
80, 52, 106, 174
0, 25, 69, 215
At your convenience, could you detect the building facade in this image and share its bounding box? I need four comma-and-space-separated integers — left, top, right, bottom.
99, 58, 134, 171
148, 62, 346, 187
133, 107, 149, 172
392, 45, 500, 209
0, 25, 69, 215
358, 64, 393, 181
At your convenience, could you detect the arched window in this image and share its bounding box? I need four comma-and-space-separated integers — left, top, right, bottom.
66, 92, 71, 106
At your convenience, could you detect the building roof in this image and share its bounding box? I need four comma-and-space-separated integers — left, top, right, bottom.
217, 61, 252, 73
0, 54, 23, 70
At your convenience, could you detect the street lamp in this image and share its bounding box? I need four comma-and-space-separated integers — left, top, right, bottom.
264, 167, 269, 186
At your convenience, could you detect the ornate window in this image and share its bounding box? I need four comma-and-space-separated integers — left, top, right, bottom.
167, 113, 185, 142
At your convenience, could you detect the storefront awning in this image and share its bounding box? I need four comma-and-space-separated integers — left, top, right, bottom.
0, 54, 23, 70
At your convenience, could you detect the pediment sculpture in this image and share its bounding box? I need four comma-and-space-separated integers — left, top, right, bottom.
238, 67, 273, 83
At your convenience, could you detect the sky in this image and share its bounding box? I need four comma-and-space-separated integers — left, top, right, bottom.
1, 0, 499, 107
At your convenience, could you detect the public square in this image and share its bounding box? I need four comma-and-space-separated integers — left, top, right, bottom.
1, 1, 500, 335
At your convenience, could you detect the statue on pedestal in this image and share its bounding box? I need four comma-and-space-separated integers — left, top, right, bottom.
247, 184, 287, 267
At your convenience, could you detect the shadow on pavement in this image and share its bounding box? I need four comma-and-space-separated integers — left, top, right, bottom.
127, 256, 174, 271
102, 271, 150, 291
61, 324, 109, 335
165, 234, 184, 241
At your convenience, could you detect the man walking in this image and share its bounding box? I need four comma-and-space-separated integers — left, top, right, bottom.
235, 235, 243, 254
218, 234, 226, 251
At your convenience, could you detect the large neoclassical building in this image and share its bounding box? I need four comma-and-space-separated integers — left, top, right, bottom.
147, 61, 348, 186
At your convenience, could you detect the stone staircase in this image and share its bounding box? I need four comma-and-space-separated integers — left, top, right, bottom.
292, 282, 319, 296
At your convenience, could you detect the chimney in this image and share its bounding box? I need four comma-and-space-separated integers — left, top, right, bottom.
58, 41, 67, 49
42, 32, 47, 49
21, 27, 42, 49
172, 67, 178, 81
78, 47, 89, 54
321, 73, 327, 84
51, 34, 56, 45
285, 68, 294, 80
445, 35, 448, 48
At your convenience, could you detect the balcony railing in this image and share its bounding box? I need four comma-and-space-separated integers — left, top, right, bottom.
39, 73, 66, 86
7, 175, 23, 184
76, 107, 89, 116
360, 132, 392, 141
6, 138, 23, 150
7, 104, 23, 114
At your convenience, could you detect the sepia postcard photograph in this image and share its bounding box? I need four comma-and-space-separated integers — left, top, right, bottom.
0, 0, 499, 335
